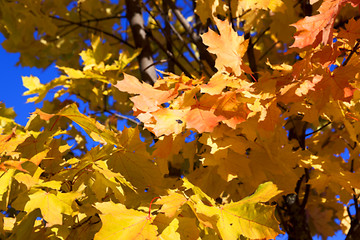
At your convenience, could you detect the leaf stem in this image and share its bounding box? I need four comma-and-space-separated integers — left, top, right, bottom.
148, 197, 160, 219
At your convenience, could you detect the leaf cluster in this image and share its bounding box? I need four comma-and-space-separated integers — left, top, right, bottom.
1, 0, 360, 239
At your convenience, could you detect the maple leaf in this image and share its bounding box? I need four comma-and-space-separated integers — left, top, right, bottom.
187, 181, 283, 239
32, 109, 54, 122
291, 0, 360, 48
0, 169, 15, 209
8, 209, 41, 240
114, 73, 179, 112
201, 18, 249, 76
338, 18, 360, 46
22, 76, 44, 103
184, 109, 224, 133
4, 0, 360, 238
213, 92, 251, 129
202, 149, 251, 181
158, 218, 181, 240
107, 127, 163, 192
24, 190, 81, 226
138, 108, 186, 136
155, 191, 188, 218
200, 72, 231, 95
94, 201, 158, 240
57, 103, 118, 146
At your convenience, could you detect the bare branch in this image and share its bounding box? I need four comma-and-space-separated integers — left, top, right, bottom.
342, 41, 360, 67
168, 0, 216, 72
49, 15, 135, 49
125, 0, 157, 84
146, 29, 192, 77
304, 121, 332, 137
245, 32, 258, 81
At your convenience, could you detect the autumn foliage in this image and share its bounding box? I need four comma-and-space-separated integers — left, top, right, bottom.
1, 0, 360, 239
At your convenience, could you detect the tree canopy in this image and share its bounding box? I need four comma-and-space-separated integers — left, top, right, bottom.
0, 0, 360, 239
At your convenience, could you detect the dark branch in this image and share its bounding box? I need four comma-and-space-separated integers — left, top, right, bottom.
342, 41, 360, 67
49, 15, 135, 49
304, 121, 332, 137
169, 0, 216, 72
245, 32, 258, 81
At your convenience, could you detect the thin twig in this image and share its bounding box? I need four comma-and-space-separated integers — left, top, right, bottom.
146, 29, 192, 77
168, 0, 216, 72
143, 5, 202, 76
304, 121, 332, 137
104, 110, 140, 125
143, 59, 168, 71
162, 0, 174, 73
227, 0, 235, 31
57, 15, 126, 28
149, 0, 212, 77
259, 41, 280, 61
295, 174, 305, 194
245, 32, 258, 81
353, 194, 359, 220
253, 27, 270, 46
276, 205, 289, 233
342, 41, 360, 66
301, 184, 310, 208
49, 15, 135, 49
348, 205, 354, 221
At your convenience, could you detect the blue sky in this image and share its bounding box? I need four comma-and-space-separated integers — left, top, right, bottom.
0, 34, 59, 126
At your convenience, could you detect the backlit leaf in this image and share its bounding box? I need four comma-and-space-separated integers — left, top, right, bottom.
95, 202, 158, 240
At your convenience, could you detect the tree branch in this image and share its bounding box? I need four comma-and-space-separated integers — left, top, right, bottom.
245, 32, 258, 81
146, 29, 192, 77
125, 0, 157, 84
304, 121, 332, 137
342, 41, 360, 67
149, 0, 211, 77
143, 4, 202, 76
49, 15, 135, 49
168, 0, 216, 72
162, 1, 174, 73
57, 14, 126, 28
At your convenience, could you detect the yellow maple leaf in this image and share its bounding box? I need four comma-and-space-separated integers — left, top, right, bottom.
138, 108, 186, 137
94, 201, 158, 240
201, 18, 249, 76
191, 182, 283, 239
158, 218, 181, 240
24, 190, 81, 226
155, 191, 188, 218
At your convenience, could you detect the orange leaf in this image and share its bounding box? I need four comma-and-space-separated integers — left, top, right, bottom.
114, 74, 179, 112
212, 92, 251, 129
291, 0, 360, 48
184, 109, 224, 133
33, 109, 55, 121
201, 18, 249, 76
0, 160, 28, 172
338, 18, 360, 46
